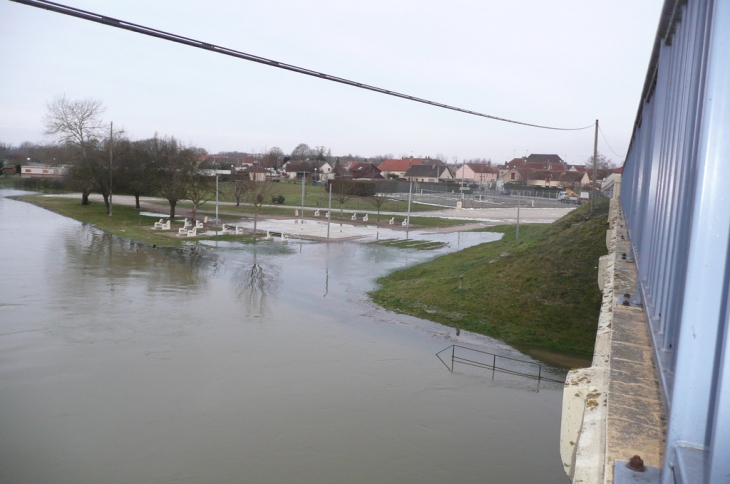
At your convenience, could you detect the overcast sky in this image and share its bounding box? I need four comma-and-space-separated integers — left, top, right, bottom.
1, 0, 663, 164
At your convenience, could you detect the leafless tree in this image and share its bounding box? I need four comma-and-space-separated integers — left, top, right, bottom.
43, 95, 106, 205
230, 170, 249, 206
290, 143, 312, 161
44, 94, 105, 151
243, 178, 274, 238
260, 147, 284, 169
117, 138, 159, 209
330, 178, 357, 225
368, 193, 389, 224
151, 135, 196, 218
187, 166, 215, 222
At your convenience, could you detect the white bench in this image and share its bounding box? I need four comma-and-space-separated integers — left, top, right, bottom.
362, 214, 368, 222
402, 219, 408, 226
195, 220, 204, 229
178, 226, 189, 235
389, 217, 395, 225
222, 224, 244, 235
351, 213, 357, 221
267, 230, 288, 241
153, 219, 170, 230
325, 211, 330, 218
314, 210, 320, 217
186, 227, 197, 237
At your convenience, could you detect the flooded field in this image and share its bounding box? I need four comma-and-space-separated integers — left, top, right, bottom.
0, 190, 569, 483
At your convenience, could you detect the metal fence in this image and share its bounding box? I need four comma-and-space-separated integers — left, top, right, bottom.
436, 345, 564, 384
620, 0, 729, 482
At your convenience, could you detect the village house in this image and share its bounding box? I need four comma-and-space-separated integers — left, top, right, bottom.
454, 163, 498, 184
403, 164, 453, 183
497, 153, 592, 189
348, 162, 383, 180
376, 158, 425, 179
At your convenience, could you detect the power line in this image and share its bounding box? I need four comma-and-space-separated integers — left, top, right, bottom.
12, 0, 594, 132
598, 125, 624, 159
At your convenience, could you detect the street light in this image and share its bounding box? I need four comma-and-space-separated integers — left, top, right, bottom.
215, 163, 219, 225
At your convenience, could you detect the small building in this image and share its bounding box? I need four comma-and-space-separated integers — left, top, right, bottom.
20, 165, 67, 179
403, 164, 452, 183
348, 162, 383, 180
377, 158, 425, 179
454, 163, 498, 184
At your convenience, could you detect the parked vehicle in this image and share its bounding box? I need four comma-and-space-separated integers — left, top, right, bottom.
558, 189, 584, 204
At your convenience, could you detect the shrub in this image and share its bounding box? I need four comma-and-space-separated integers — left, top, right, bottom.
271, 194, 285, 204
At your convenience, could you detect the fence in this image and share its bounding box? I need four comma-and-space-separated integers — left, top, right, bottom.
620, 0, 730, 482
436, 345, 564, 384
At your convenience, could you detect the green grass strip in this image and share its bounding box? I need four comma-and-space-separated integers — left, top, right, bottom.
371, 199, 610, 358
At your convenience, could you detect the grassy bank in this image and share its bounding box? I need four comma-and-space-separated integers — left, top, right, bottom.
371, 199, 610, 358
18, 195, 253, 247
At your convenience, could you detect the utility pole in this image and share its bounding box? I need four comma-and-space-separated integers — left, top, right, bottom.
327, 182, 332, 240
406, 181, 412, 240
515, 193, 522, 240
108, 121, 113, 216
591, 119, 598, 214
300, 173, 305, 224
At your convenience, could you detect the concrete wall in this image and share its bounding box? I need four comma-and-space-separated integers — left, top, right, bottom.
560, 194, 665, 483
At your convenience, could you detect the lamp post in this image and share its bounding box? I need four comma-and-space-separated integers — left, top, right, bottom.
109, 121, 113, 216
215, 164, 219, 225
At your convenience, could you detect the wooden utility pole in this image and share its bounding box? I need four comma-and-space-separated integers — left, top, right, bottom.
591, 119, 598, 214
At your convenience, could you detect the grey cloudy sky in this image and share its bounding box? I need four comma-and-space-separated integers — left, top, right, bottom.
1, 0, 663, 164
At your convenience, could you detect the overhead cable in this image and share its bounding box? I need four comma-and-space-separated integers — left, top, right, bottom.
598, 125, 624, 159
11, 0, 594, 132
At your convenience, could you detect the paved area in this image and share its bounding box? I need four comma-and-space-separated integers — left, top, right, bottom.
47, 193, 573, 241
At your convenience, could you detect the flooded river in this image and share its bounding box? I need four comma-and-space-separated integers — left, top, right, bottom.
0, 191, 568, 483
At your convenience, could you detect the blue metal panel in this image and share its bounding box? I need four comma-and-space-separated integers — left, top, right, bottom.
619, 0, 730, 483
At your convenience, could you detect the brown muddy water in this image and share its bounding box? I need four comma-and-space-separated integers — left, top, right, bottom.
0, 190, 569, 483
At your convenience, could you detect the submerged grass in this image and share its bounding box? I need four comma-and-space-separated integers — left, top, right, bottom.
371, 239, 448, 250
371, 199, 610, 358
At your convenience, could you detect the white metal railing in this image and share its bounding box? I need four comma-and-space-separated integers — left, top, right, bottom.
620, 0, 730, 483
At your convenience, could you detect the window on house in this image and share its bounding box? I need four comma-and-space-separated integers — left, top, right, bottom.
511, 172, 516, 180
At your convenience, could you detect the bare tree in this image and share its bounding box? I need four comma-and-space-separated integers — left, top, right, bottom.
44, 94, 105, 151
117, 138, 159, 209
43, 95, 106, 205
187, 168, 215, 222
151, 135, 195, 219
230, 170, 249, 206
330, 178, 357, 225
260, 147, 284, 169
290, 143, 312, 161
243, 178, 274, 238
368, 193, 388, 224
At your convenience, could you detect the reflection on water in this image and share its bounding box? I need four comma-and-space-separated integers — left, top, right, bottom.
228, 247, 281, 317
0, 191, 568, 484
